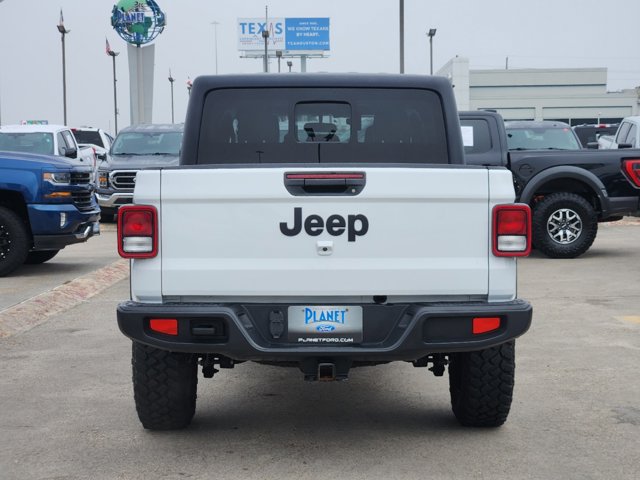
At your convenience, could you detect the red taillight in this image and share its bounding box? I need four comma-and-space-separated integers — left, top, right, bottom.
622, 159, 640, 188
492, 204, 531, 257
473, 317, 501, 334
285, 173, 364, 180
149, 318, 178, 336
117, 205, 158, 259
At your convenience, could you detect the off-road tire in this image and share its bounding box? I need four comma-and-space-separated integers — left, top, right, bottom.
0, 206, 30, 277
448, 341, 515, 427
25, 250, 60, 265
132, 342, 198, 430
532, 192, 598, 258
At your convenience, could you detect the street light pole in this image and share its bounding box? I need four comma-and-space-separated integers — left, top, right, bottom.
427, 28, 437, 75
262, 6, 270, 73
107, 48, 120, 135
168, 70, 175, 123
57, 10, 70, 125
399, 0, 404, 73
211, 21, 220, 74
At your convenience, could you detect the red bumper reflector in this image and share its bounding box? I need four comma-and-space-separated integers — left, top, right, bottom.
149, 319, 178, 336
472, 317, 501, 335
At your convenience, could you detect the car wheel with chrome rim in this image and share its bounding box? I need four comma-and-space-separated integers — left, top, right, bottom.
532, 192, 598, 258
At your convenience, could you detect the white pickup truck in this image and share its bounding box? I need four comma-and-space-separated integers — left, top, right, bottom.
598, 116, 640, 149
0, 124, 96, 173
117, 74, 533, 430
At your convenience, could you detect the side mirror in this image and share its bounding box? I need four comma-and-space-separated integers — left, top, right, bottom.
618, 143, 633, 149
61, 146, 78, 159
586, 142, 599, 149
97, 152, 107, 161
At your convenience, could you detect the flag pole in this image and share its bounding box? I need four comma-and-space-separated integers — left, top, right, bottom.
57, 10, 70, 125
106, 39, 120, 135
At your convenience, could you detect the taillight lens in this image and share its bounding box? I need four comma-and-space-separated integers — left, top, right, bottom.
492, 204, 531, 257
622, 159, 640, 188
118, 205, 158, 258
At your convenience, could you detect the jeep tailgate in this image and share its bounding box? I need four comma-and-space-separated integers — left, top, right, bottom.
147, 166, 501, 300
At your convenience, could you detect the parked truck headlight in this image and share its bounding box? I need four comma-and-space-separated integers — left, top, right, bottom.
43, 172, 71, 184
98, 171, 109, 188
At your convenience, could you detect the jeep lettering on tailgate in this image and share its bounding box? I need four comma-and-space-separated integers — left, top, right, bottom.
279, 207, 369, 241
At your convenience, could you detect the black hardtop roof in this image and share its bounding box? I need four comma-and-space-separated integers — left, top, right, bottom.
459, 110, 505, 121
190, 72, 454, 92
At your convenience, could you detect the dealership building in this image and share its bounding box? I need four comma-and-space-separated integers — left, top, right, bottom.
438, 57, 639, 125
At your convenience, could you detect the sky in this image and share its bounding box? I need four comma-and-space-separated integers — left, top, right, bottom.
0, 0, 638, 134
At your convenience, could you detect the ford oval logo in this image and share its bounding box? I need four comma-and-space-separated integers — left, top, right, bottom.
316, 324, 336, 333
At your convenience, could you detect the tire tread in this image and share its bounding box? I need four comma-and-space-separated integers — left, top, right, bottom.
449, 341, 515, 427
132, 342, 198, 430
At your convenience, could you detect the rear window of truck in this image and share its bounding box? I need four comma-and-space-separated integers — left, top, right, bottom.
197, 88, 449, 164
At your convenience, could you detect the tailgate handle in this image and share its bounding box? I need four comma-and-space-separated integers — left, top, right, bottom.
284, 172, 366, 196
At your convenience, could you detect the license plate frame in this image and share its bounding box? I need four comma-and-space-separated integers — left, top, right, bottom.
287, 305, 363, 344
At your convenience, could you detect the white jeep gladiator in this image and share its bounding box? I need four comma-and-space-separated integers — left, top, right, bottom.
117, 74, 533, 430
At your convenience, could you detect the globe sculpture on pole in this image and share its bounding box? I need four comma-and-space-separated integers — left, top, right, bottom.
110, 0, 166, 125
111, 0, 165, 46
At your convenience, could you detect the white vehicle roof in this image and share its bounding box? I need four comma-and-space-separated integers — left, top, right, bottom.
0, 124, 69, 134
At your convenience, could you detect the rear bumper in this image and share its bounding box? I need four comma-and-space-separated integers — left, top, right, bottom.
117, 299, 532, 362
602, 196, 640, 219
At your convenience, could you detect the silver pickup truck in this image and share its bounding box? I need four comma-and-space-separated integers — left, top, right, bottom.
96, 123, 183, 220
116, 74, 533, 430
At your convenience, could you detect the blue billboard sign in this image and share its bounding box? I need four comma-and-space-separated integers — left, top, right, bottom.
238, 17, 330, 52
285, 18, 330, 51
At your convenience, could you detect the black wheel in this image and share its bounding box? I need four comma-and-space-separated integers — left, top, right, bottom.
132, 342, 198, 430
0, 206, 30, 277
532, 192, 598, 258
24, 250, 60, 265
448, 341, 515, 427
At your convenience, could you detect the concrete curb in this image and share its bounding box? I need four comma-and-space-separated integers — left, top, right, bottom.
0, 259, 129, 339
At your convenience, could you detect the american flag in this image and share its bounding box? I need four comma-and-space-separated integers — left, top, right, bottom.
58, 9, 64, 28
106, 38, 112, 56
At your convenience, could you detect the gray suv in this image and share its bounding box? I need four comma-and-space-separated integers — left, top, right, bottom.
96, 124, 183, 220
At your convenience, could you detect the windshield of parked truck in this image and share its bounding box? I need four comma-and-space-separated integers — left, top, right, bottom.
197, 88, 449, 164
0, 132, 55, 155
111, 132, 182, 156
506, 126, 582, 151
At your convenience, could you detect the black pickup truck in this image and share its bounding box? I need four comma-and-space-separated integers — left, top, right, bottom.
460, 111, 640, 258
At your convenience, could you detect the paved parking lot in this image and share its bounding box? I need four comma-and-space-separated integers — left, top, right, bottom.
0, 220, 639, 479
